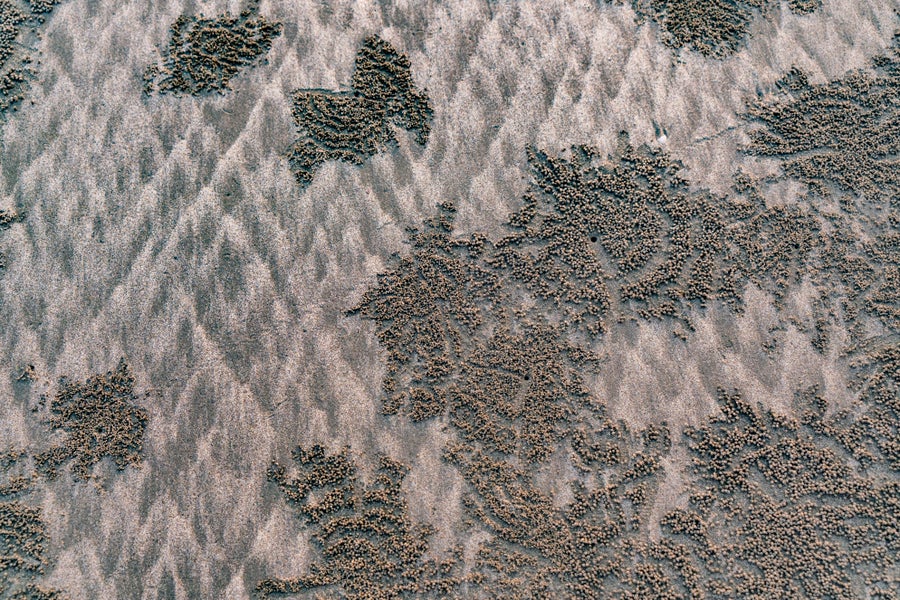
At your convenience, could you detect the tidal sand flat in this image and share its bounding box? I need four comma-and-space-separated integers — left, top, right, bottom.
0, 0, 897, 598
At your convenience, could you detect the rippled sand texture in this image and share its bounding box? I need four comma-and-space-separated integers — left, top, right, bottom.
0, 0, 897, 598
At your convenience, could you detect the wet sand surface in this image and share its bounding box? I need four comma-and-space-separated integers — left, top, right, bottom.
0, 1, 898, 598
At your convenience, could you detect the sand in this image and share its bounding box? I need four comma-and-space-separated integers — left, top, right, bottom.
0, 0, 897, 598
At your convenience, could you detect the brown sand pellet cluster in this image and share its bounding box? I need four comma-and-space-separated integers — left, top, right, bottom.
286, 35, 433, 187
0, 362, 149, 599
348, 202, 506, 421
0, 209, 22, 229
0, 0, 60, 117
731, 34, 900, 353
265, 18, 898, 599
839, 341, 900, 473
638, 0, 763, 57
0, 208, 24, 269
143, 0, 281, 96
25, 0, 58, 17
661, 387, 898, 598
607, 1, 823, 57
34, 359, 148, 481
0, 452, 65, 600
787, 0, 822, 14
810, 212, 900, 346
728, 178, 819, 304
352, 135, 821, 375
0, 0, 30, 115
258, 445, 467, 598
495, 137, 818, 333
447, 323, 599, 463
443, 418, 681, 598
744, 33, 899, 204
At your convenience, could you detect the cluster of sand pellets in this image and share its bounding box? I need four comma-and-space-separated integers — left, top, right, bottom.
806, 209, 900, 347
258, 445, 467, 599
0, 0, 60, 116
442, 420, 687, 598
349, 33, 899, 370
0, 451, 64, 599
446, 323, 602, 463
327, 309, 898, 599
351, 136, 821, 366
33, 359, 148, 481
0, 209, 21, 229
0, 361, 148, 598
608, 0, 822, 57
635, 0, 768, 57
661, 387, 898, 598
494, 138, 820, 336
0, 208, 23, 269
739, 34, 900, 349
841, 342, 900, 474
143, 0, 281, 96
743, 32, 899, 204
348, 202, 507, 421
286, 35, 433, 187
